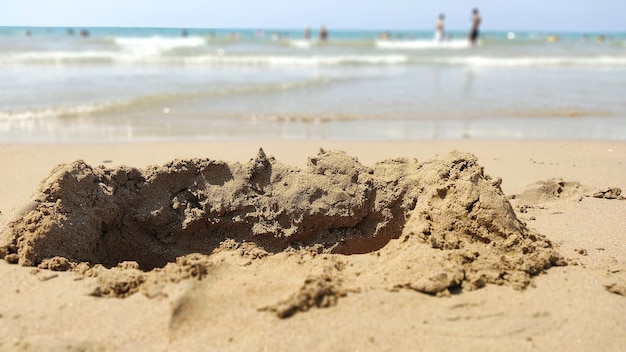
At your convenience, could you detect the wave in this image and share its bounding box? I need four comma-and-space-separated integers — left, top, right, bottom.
0, 51, 410, 66
288, 39, 314, 49
183, 54, 409, 66
0, 102, 119, 121
113, 36, 207, 55
0, 51, 123, 64
0, 77, 333, 121
376, 39, 470, 50
1, 49, 625, 68
427, 55, 626, 67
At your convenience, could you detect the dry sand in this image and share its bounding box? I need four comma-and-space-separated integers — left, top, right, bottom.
0, 140, 625, 351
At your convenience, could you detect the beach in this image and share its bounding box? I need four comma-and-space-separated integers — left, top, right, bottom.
1, 25, 626, 351
0, 140, 625, 351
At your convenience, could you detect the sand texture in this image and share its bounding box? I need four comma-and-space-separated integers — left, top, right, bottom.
0, 141, 624, 351
1, 149, 565, 298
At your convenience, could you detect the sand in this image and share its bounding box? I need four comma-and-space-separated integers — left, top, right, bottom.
0, 140, 625, 351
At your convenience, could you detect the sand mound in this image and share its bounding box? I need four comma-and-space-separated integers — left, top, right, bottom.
512, 178, 590, 203
0, 149, 564, 301
1, 148, 414, 269
511, 179, 624, 206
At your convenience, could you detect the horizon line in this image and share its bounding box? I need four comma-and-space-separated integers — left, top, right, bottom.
1, 25, 624, 34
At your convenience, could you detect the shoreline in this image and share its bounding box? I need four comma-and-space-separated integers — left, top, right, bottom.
2, 116, 626, 143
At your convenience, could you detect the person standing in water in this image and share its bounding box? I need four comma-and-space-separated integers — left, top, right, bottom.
435, 14, 445, 42
319, 25, 328, 41
468, 8, 481, 45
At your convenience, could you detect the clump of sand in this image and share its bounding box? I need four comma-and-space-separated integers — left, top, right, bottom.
592, 187, 623, 200
512, 178, 624, 203
0, 149, 565, 308
511, 178, 590, 203
260, 267, 347, 318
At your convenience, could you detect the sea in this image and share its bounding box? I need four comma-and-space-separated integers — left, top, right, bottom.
1, 26, 625, 143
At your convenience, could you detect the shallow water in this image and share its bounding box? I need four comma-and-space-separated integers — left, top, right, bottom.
1, 27, 625, 142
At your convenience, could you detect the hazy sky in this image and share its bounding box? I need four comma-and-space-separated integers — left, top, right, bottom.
2, 0, 624, 32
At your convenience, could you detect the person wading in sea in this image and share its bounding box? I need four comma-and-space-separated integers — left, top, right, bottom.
468, 8, 481, 46
435, 14, 445, 42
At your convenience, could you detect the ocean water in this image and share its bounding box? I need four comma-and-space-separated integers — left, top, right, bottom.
1, 26, 625, 142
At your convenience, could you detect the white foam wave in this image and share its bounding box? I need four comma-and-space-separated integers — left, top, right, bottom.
288, 39, 314, 49
435, 56, 626, 67
1, 50, 625, 69
0, 48, 408, 66
114, 36, 206, 55
0, 102, 116, 121
376, 39, 470, 50
184, 54, 409, 66
0, 77, 333, 123
0, 51, 122, 64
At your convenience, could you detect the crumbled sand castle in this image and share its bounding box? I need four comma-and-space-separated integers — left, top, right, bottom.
0, 149, 565, 308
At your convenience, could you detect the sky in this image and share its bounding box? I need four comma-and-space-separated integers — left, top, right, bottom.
1, 0, 624, 32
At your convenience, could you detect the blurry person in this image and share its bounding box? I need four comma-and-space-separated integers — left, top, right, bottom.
319, 25, 328, 41
181, 29, 189, 37
468, 8, 481, 45
304, 26, 311, 40
435, 14, 445, 42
